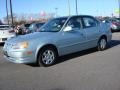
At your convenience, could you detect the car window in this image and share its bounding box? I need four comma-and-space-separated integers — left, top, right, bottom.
40, 17, 67, 32
67, 17, 82, 29
111, 18, 120, 23
83, 17, 97, 28
36, 23, 44, 28
0, 25, 10, 30
29, 23, 36, 30
24, 24, 31, 28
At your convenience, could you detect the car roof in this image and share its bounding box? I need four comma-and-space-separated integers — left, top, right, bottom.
55, 15, 94, 19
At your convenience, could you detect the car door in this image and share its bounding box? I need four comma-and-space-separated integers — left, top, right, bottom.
82, 16, 101, 48
58, 16, 87, 55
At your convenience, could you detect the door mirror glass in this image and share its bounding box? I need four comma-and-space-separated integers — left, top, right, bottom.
63, 26, 72, 32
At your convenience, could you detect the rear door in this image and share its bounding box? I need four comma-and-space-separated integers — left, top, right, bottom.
82, 16, 101, 48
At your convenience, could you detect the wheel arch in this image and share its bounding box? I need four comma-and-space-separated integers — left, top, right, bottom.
99, 35, 107, 42
36, 44, 59, 61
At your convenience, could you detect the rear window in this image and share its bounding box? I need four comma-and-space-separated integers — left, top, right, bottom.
24, 24, 31, 28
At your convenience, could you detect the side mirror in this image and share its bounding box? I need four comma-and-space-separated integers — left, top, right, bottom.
63, 26, 72, 32
102, 20, 106, 23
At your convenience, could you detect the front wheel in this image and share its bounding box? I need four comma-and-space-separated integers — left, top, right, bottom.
37, 47, 57, 67
97, 38, 107, 51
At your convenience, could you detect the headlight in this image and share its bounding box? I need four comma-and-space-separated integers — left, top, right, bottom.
12, 41, 29, 49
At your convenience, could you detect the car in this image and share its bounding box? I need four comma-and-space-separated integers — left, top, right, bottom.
0, 25, 15, 43
3, 15, 112, 66
108, 18, 120, 32
28, 22, 45, 33
14, 23, 32, 35
15, 22, 45, 35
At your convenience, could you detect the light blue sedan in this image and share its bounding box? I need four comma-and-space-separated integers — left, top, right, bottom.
3, 15, 112, 66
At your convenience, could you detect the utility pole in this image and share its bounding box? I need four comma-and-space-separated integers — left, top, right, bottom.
55, 8, 58, 17
6, 0, 9, 25
10, 0, 14, 27
118, 0, 120, 18
76, 0, 78, 15
68, 0, 71, 16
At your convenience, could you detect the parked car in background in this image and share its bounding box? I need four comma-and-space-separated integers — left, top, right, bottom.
28, 22, 45, 33
3, 15, 112, 66
21, 23, 33, 34
14, 23, 32, 35
0, 25, 15, 43
109, 18, 120, 32
15, 22, 45, 35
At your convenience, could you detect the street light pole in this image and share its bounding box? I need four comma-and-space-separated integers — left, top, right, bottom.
68, 0, 71, 16
10, 0, 14, 26
6, 0, 9, 25
55, 8, 58, 17
76, 0, 78, 15
118, 0, 120, 18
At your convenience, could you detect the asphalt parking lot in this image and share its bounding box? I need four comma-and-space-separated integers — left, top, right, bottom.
0, 33, 120, 90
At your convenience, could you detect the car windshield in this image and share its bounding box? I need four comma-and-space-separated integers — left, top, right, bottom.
36, 23, 44, 28
112, 18, 120, 22
28, 23, 45, 31
40, 17, 68, 32
29, 23, 35, 30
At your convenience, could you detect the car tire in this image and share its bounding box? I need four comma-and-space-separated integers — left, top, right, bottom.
98, 37, 107, 51
37, 47, 57, 67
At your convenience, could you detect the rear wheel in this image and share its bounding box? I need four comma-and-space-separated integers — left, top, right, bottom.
98, 37, 107, 51
37, 47, 57, 67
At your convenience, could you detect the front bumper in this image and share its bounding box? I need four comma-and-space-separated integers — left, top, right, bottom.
3, 50, 36, 64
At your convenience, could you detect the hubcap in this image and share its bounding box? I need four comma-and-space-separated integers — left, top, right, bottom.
100, 39, 106, 49
42, 50, 55, 65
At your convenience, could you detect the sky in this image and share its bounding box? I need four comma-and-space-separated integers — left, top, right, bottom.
0, 0, 118, 20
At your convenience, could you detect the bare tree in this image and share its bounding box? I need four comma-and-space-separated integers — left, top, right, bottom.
3, 14, 17, 25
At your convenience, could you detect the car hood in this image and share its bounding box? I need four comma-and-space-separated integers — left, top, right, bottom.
6, 32, 57, 44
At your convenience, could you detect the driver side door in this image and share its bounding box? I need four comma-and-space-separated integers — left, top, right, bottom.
58, 16, 87, 55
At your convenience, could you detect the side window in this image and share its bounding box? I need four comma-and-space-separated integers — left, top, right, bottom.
83, 17, 97, 28
67, 17, 82, 29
